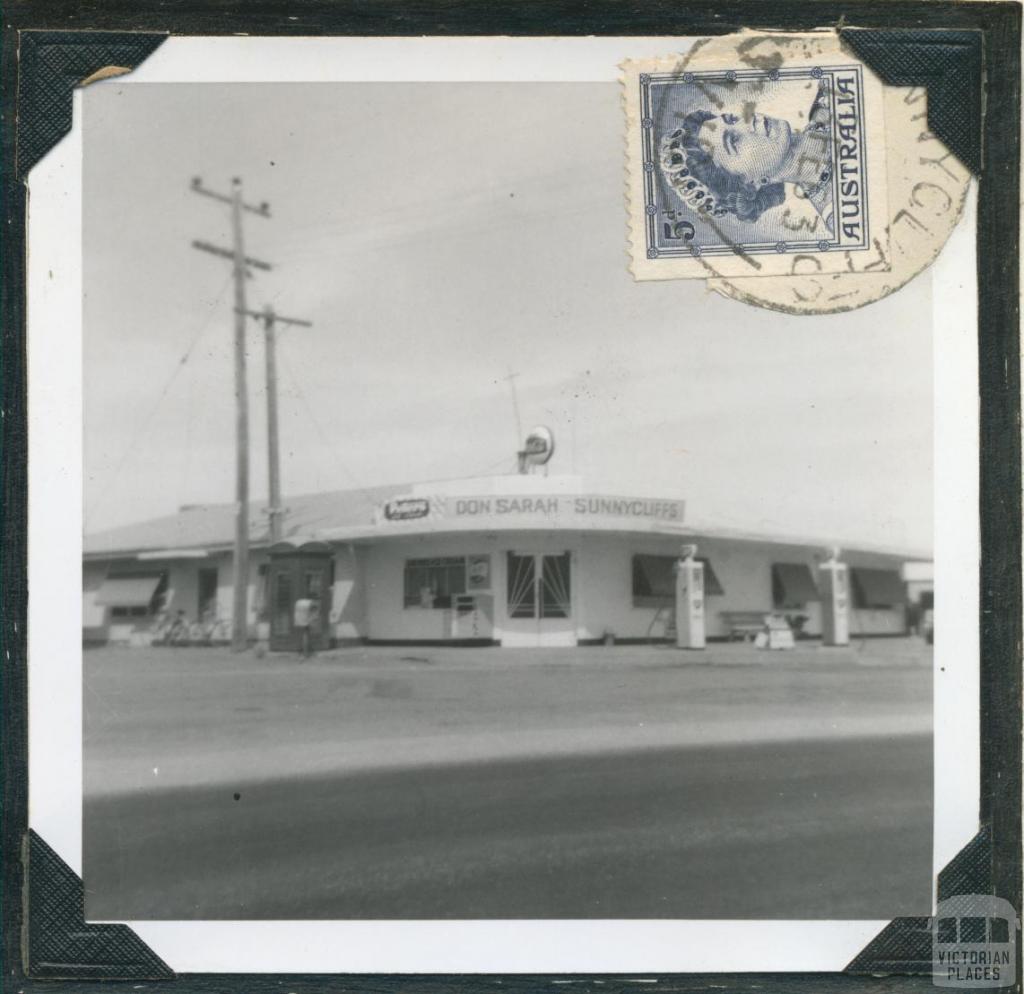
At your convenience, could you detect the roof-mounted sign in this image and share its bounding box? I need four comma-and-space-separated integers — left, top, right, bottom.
522, 425, 555, 466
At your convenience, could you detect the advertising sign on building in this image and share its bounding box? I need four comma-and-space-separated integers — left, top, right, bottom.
380, 497, 430, 522
467, 555, 491, 590
377, 491, 685, 533
449, 494, 684, 525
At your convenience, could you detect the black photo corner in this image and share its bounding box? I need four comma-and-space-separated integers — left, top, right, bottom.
2, 1, 1020, 992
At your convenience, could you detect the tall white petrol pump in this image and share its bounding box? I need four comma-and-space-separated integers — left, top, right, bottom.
819, 548, 850, 647
675, 543, 706, 650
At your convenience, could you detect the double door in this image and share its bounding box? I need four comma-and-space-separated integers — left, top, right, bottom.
503, 550, 575, 647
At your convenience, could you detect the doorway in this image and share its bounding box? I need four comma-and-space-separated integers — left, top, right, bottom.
502, 550, 575, 647
268, 545, 333, 652
197, 567, 219, 622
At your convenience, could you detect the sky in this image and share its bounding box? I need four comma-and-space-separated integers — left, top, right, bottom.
82, 82, 933, 551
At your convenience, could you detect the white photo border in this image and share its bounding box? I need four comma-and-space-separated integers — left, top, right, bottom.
27, 35, 979, 974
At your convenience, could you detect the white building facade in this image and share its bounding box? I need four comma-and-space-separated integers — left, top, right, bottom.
83, 474, 925, 649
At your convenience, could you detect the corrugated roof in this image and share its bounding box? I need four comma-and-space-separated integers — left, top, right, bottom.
681, 516, 931, 562
84, 484, 401, 558
84, 480, 933, 563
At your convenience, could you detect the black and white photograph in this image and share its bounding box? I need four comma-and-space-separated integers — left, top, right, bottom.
73, 69, 942, 927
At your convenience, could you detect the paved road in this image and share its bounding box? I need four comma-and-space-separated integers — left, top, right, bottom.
84, 643, 932, 792
84, 732, 932, 920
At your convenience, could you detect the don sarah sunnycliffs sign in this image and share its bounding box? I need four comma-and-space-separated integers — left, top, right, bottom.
376, 494, 686, 533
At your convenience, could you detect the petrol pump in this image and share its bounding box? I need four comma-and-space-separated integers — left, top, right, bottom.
819, 549, 850, 646
675, 544, 706, 650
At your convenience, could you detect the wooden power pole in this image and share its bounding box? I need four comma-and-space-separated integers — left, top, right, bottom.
191, 177, 272, 652
240, 305, 313, 544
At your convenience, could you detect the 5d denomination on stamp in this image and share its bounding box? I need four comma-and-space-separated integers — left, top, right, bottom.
625, 34, 890, 281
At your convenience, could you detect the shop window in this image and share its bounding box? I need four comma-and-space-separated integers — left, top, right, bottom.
97, 571, 168, 618
304, 570, 324, 600
850, 567, 906, 608
771, 563, 819, 609
110, 605, 149, 618
632, 554, 723, 607
404, 557, 466, 609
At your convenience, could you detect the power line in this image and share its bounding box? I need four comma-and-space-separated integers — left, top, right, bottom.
465, 453, 520, 478
267, 164, 584, 259
275, 339, 380, 514
84, 274, 232, 532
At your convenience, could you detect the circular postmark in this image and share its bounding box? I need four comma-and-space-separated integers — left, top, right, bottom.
709, 83, 970, 314
627, 31, 970, 313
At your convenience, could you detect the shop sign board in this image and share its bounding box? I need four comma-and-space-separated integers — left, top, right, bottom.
376, 493, 685, 532
380, 497, 430, 521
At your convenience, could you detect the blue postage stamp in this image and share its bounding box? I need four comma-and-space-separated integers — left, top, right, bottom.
625, 40, 889, 281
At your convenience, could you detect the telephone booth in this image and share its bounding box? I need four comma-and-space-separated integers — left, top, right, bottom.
267, 541, 334, 652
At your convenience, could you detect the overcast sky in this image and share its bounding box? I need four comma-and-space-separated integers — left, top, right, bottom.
83, 82, 933, 551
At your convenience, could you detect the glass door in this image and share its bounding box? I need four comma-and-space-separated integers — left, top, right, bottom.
540, 552, 571, 619
503, 550, 574, 646
270, 566, 295, 649
507, 553, 537, 619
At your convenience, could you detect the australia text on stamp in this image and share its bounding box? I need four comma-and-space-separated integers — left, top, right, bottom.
707, 83, 970, 315
624, 34, 890, 281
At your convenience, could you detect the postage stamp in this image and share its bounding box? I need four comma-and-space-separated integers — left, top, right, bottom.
708, 82, 970, 314
624, 34, 891, 281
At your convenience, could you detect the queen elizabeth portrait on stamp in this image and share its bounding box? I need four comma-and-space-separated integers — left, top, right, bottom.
659, 77, 834, 233
628, 53, 885, 278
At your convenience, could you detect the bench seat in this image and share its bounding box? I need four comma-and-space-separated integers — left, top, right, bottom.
719, 610, 770, 641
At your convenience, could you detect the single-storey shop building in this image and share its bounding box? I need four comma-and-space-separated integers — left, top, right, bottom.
83, 473, 930, 650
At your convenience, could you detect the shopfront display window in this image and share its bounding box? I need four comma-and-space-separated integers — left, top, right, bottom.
403, 557, 468, 609
632, 554, 723, 607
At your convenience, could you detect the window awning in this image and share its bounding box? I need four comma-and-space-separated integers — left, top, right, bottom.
633, 554, 725, 598
851, 567, 906, 607
633, 555, 675, 598
94, 575, 162, 607
696, 557, 725, 596
137, 549, 207, 560
772, 563, 820, 605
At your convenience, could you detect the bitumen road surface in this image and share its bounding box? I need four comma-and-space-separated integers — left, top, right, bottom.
83, 643, 932, 920
85, 733, 931, 920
